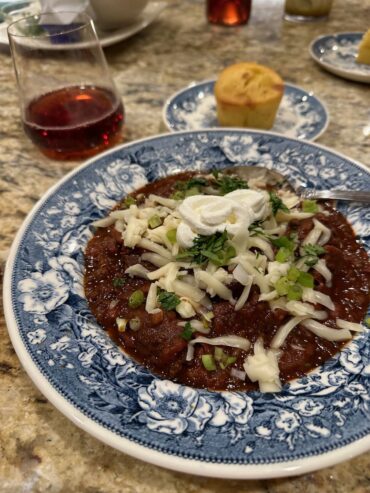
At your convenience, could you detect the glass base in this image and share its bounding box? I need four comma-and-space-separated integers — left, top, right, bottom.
284, 13, 329, 22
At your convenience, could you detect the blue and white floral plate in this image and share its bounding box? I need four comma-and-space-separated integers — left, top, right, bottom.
4, 130, 370, 479
163, 81, 329, 141
310, 32, 370, 84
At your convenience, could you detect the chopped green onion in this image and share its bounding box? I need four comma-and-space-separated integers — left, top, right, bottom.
181, 322, 194, 341
170, 190, 185, 200
185, 186, 200, 197
148, 214, 162, 229
157, 290, 180, 311
112, 277, 126, 288
275, 247, 292, 263
201, 354, 217, 371
129, 317, 141, 331
128, 290, 145, 309
287, 266, 300, 282
166, 228, 177, 244
287, 284, 303, 301
275, 276, 290, 296
297, 271, 314, 288
116, 317, 127, 332
220, 356, 237, 370
214, 347, 224, 362
302, 200, 318, 213
122, 196, 136, 208
365, 317, 370, 328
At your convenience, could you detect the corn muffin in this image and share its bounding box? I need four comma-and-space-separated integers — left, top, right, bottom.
214, 62, 284, 130
356, 29, 370, 65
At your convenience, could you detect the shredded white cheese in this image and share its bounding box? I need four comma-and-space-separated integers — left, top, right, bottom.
186, 335, 250, 361
301, 319, 352, 341
243, 338, 281, 392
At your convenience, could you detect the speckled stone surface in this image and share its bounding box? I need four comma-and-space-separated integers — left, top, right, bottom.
1, 0, 370, 491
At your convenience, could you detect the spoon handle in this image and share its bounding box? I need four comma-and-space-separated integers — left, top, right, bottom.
301, 189, 370, 203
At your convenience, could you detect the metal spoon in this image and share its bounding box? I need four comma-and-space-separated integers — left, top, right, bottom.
225, 166, 370, 203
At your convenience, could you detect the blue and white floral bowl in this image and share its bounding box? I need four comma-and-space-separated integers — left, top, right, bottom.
4, 130, 370, 479
163, 81, 329, 141
310, 32, 370, 84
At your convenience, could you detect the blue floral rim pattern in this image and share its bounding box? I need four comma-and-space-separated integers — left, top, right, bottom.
163, 81, 329, 141
4, 130, 370, 477
310, 32, 370, 84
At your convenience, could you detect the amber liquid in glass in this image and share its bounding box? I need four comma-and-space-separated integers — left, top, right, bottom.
207, 0, 251, 26
23, 85, 124, 160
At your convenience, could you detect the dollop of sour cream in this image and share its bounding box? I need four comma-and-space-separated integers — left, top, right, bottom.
177, 189, 269, 248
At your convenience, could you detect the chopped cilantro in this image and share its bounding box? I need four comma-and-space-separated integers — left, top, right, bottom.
213, 174, 249, 195
112, 277, 126, 288
157, 290, 180, 311
175, 177, 209, 191
249, 220, 266, 237
302, 244, 326, 256
177, 230, 234, 266
269, 192, 289, 215
180, 322, 194, 341
301, 244, 326, 267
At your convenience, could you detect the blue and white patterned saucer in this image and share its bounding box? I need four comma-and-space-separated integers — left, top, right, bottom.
163, 81, 329, 141
310, 32, 370, 84
4, 130, 370, 479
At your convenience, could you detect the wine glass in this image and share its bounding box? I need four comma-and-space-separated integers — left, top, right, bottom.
8, 11, 124, 160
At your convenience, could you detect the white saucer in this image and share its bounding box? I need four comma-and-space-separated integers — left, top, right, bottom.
0, 1, 167, 48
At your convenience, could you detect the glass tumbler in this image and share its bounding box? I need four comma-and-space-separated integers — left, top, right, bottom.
207, 0, 252, 26
284, 0, 333, 22
8, 12, 124, 160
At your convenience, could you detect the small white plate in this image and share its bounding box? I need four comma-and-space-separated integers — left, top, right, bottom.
0, 1, 166, 48
163, 80, 329, 141
310, 32, 370, 84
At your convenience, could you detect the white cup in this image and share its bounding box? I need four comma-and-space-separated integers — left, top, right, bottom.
90, 0, 149, 30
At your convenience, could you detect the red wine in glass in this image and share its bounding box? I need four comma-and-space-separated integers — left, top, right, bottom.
23, 85, 124, 160
207, 0, 252, 26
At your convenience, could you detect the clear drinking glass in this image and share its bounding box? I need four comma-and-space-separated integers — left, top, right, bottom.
284, 0, 333, 22
8, 12, 124, 160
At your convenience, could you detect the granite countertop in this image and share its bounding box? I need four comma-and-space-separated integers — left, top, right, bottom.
1, 0, 370, 491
